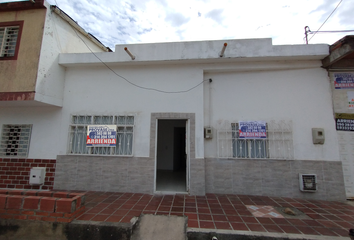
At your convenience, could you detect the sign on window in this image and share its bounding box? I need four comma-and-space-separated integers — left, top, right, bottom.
87, 125, 117, 147
239, 121, 267, 139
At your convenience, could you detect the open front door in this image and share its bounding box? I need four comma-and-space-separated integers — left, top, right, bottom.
155, 119, 189, 193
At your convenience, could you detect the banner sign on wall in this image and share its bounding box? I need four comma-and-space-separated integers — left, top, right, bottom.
334, 73, 354, 89
87, 125, 117, 147
239, 121, 267, 139
336, 119, 354, 131
348, 91, 354, 109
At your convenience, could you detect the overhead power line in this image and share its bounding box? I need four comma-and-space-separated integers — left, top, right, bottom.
304, 27, 354, 44
71, 22, 206, 94
309, 30, 354, 34
53, 0, 206, 94
308, 0, 343, 42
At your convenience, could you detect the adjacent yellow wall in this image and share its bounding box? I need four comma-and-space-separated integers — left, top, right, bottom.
0, 8, 46, 92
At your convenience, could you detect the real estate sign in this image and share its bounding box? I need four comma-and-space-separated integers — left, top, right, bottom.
334, 73, 354, 89
87, 125, 117, 147
239, 121, 267, 139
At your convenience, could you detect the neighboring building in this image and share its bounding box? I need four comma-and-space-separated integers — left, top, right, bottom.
0, 0, 110, 190
0, 1, 347, 201
322, 35, 354, 199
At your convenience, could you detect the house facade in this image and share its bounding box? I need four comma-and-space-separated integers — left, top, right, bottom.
322, 35, 354, 199
0, 1, 347, 201
0, 0, 109, 190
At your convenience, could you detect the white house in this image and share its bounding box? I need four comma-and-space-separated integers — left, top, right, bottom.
0, 0, 346, 201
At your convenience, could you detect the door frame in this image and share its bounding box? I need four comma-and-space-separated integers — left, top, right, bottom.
150, 113, 195, 194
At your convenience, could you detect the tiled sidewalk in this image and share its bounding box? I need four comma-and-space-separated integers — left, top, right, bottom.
75, 191, 354, 238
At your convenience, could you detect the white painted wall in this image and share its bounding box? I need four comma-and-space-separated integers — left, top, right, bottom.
204, 61, 339, 161
0, 106, 62, 159
35, 1, 106, 107
57, 64, 205, 158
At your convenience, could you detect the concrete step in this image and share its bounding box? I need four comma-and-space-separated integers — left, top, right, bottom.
131, 214, 187, 240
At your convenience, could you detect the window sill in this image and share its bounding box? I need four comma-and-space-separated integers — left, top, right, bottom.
66, 153, 134, 158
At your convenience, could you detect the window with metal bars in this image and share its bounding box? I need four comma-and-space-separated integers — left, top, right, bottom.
231, 123, 268, 158
217, 120, 294, 159
68, 115, 134, 156
0, 124, 32, 157
0, 22, 22, 59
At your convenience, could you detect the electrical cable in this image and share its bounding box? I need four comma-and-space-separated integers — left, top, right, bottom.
309, 30, 354, 34
65, 14, 207, 94
309, 0, 343, 42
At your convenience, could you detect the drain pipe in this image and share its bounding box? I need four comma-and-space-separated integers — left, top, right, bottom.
219, 43, 227, 57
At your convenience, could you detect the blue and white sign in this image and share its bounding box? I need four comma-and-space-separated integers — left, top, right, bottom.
239, 121, 267, 139
87, 125, 117, 147
334, 73, 354, 89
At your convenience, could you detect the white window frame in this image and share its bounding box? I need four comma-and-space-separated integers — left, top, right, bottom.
68, 115, 135, 156
0, 124, 32, 158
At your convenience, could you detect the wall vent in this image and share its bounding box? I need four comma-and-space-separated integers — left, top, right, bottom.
299, 174, 317, 192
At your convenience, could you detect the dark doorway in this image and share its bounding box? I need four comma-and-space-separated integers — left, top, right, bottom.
156, 120, 187, 192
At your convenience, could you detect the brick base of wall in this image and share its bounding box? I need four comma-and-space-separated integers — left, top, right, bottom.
0, 190, 85, 223
0, 158, 56, 190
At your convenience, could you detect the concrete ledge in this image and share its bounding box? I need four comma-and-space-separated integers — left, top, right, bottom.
0, 219, 134, 240
65, 220, 133, 240
187, 228, 350, 240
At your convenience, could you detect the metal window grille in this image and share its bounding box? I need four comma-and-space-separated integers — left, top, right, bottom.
0, 125, 32, 157
217, 120, 293, 159
68, 115, 134, 156
0, 26, 19, 57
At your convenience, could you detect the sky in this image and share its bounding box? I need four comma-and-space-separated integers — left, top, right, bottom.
1, 0, 353, 50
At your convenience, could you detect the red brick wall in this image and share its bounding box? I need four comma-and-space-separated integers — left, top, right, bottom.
0, 190, 85, 223
0, 158, 56, 190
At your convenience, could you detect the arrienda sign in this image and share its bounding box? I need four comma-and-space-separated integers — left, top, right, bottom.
87, 125, 117, 147
334, 73, 354, 89
239, 121, 267, 139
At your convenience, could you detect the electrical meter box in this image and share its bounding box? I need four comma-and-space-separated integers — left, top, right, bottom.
29, 167, 46, 185
312, 128, 325, 144
204, 127, 213, 139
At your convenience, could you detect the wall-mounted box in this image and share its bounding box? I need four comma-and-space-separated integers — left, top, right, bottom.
204, 127, 213, 139
299, 173, 317, 192
312, 128, 325, 144
29, 167, 46, 185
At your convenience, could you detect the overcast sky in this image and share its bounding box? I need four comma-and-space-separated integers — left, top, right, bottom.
2, 0, 353, 50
